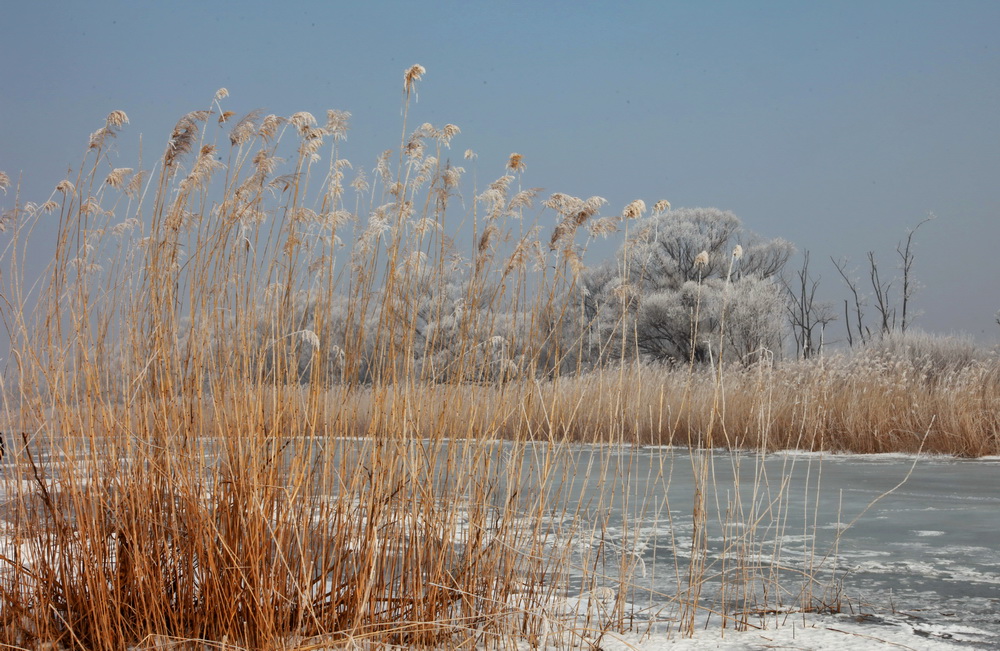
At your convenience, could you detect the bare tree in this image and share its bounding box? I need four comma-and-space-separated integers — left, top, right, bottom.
897, 215, 933, 332
783, 250, 836, 358
867, 251, 895, 336
833, 216, 933, 347
832, 256, 870, 348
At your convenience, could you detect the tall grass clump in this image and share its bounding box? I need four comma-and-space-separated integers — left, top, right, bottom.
0, 69, 668, 649
2, 66, 987, 650
0, 74, 560, 648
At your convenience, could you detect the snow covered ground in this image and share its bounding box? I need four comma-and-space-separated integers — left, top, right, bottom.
575, 612, 991, 650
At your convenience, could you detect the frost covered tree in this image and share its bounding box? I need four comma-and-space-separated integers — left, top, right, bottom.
634, 281, 719, 363
580, 207, 793, 366
722, 274, 787, 365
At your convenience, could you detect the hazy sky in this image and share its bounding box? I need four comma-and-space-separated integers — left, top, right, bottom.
2, 1, 998, 341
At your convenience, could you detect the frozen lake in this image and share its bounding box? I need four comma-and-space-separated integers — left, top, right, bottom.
778, 451, 1000, 647
2, 437, 998, 648
493, 444, 1000, 647
661, 449, 991, 646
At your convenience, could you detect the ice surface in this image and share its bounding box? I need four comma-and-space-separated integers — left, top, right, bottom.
1, 445, 997, 649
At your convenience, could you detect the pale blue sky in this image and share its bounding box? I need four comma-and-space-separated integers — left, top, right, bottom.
2, 1, 999, 340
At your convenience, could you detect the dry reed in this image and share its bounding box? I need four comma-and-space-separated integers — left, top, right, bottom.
0, 66, 990, 651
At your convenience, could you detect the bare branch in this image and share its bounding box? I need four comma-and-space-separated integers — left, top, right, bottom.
897, 215, 934, 332
832, 257, 868, 347
783, 250, 835, 358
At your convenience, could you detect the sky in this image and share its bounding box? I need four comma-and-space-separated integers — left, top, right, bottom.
2, 1, 999, 342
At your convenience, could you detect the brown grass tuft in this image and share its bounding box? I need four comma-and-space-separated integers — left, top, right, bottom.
621, 198, 646, 219
506, 152, 525, 172
106, 109, 129, 127
404, 63, 426, 94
